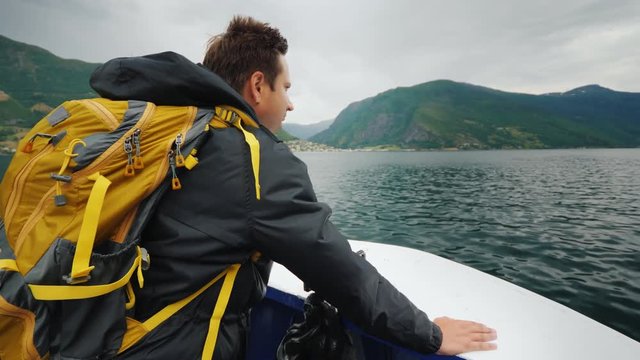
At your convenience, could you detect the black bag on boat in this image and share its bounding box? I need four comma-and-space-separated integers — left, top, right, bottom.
276, 292, 358, 360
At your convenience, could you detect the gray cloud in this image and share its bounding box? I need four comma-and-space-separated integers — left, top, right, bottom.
2, 0, 639, 124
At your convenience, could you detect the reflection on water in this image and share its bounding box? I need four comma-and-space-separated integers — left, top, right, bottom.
297, 149, 640, 342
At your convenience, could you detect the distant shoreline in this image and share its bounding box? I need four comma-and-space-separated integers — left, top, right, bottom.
1, 143, 638, 156
284, 140, 640, 153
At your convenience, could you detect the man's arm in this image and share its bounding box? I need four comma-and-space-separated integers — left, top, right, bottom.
250, 139, 497, 354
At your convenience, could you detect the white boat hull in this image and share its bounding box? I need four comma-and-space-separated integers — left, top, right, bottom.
263, 240, 639, 359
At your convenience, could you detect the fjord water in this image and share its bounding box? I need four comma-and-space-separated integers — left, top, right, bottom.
1, 149, 638, 341
296, 149, 640, 342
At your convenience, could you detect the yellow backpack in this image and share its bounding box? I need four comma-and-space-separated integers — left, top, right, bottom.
0, 98, 261, 359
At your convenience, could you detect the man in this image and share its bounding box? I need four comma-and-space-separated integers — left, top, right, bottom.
91, 16, 497, 358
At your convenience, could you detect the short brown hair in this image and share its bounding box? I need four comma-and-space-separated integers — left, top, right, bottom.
203, 16, 288, 93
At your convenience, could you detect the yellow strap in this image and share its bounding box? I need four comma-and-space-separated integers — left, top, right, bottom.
29, 248, 142, 300
125, 282, 136, 310
119, 317, 149, 354
212, 106, 260, 200
0, 259, 18, 272
68, 172, 111, 283
55, 154, 71, 197
142, 266, 231, 330
201, 263, 240, 360
217, 106, 259, 129
208, 117, 229, 129
57, 139, 86, 197
118, 264, 241, 355
232, 120, 261, 200
136, 257, 145, 288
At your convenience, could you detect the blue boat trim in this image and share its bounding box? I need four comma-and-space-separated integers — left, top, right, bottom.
265, 286, 304, 311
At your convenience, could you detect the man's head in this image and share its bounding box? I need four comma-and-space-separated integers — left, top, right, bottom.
204, 16, 294, 132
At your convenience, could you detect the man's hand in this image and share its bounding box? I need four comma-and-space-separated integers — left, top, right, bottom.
434, 316, 498, 355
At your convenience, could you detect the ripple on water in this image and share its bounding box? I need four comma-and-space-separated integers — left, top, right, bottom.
297, 149, 640, 341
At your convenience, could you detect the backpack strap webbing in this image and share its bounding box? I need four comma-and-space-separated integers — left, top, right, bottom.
65, 172, 111, 284
214, 106, 261, 200
0, 259, 18, 272
201, 263, 240, 359
28, 246, 145, 300
118, 263, 241, 357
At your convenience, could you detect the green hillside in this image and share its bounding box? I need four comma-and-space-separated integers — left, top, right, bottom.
275, 128, 297, 141
0, 35, 303, 149
0, 35, 99, 122
0, 35, 101, 150
311, 80, 640, 149
0, 92, 32, 124
283, 119, 334, 139
3, 34, 639, 151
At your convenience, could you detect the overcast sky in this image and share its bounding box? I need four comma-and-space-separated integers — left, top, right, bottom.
2, 0, 639, 124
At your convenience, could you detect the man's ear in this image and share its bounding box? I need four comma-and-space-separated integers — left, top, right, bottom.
248, 71, 266, 104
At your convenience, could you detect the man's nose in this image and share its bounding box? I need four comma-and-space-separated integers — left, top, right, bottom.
287, 100, 294, 112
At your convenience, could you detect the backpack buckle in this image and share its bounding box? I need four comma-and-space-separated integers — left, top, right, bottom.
140, 247, 151, 271
50, 173, 72, 182
62, 273, 92, 284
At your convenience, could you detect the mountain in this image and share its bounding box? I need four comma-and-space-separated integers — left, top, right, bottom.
4, 35, 639, 150
311, 80, 640, 149
0, 90, 32, 124
274, 128, 297, 141
283, 119, 334, 139
0, 34, 99, 125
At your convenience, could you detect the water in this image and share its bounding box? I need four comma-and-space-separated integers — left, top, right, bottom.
295, 149, 640, 342
1, 149, 639, 341
0, 155, 11, 180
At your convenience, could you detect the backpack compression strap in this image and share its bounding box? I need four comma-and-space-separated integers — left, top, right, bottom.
65, 172, 111, 284
118, 263, 241, 358
28, 246, 146, 300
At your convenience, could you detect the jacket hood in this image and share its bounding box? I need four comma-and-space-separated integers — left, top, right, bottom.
90, 51, 258, 119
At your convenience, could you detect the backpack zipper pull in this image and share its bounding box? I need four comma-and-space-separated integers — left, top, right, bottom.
22, 133, 54, 153
174, 133, 185, 167
132, 128, 144, 169
22, 139, 35, 153
169, 150, 182, 190
124, 137, 135, 177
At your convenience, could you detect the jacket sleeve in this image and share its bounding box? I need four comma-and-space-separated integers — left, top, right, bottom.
250, 140, 442, 354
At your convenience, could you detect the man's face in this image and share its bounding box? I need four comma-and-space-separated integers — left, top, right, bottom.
254, 55, 294, 132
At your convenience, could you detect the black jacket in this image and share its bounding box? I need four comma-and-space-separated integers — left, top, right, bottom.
90, 52, 442, 358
